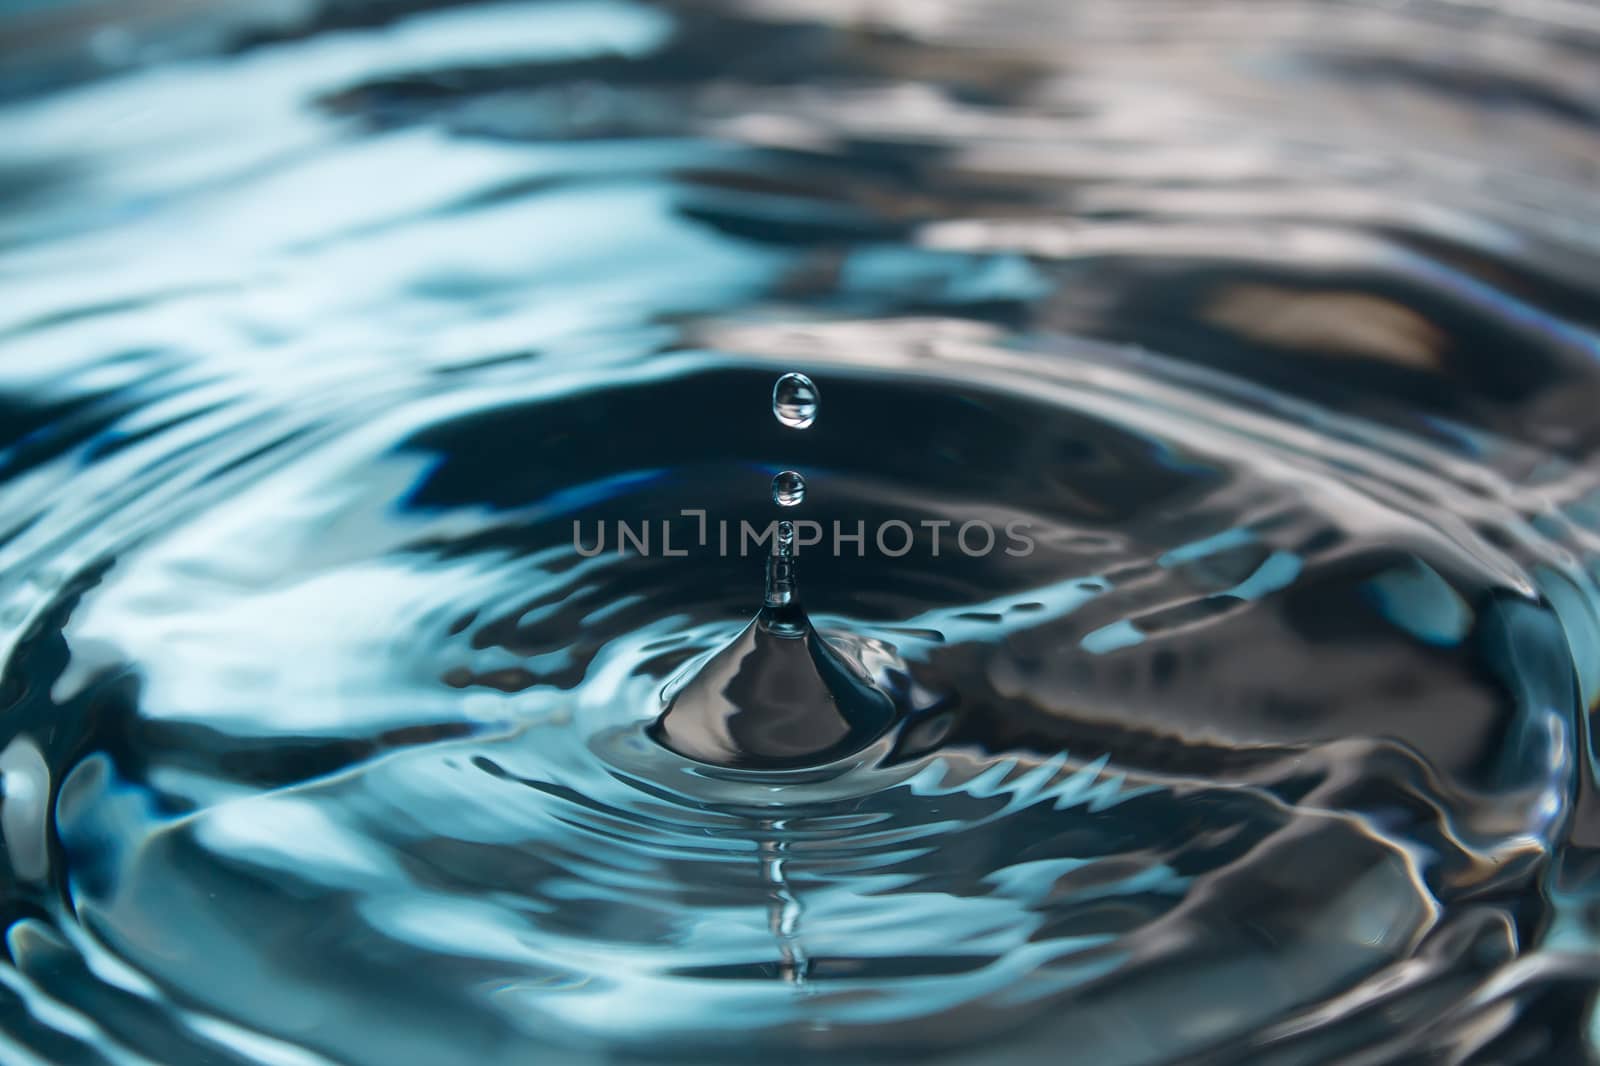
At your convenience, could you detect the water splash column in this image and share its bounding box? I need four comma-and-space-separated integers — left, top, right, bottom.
648, 372, 895, 769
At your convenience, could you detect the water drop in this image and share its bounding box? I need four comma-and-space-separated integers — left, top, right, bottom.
772, 372, 818, 429
772, 471, 805, 507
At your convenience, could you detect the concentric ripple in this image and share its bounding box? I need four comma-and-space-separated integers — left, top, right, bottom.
2, 2, 1600, 1065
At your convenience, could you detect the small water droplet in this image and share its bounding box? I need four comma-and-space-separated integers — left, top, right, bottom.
772, 372, 818, 429
772, 471, 806, 506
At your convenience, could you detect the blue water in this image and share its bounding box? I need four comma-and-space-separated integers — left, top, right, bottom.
2, 1, 1600, 1063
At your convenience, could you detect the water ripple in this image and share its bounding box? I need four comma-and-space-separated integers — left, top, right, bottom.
1, 1, 1599, 1064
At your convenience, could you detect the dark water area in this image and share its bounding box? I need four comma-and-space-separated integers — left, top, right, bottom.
2, 1, 1600, 1063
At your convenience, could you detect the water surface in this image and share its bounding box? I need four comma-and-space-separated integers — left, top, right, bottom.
2, 1, 1600, 1063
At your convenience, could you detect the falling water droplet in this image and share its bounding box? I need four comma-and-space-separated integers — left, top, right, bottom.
772, 372, 818, 429
772, 471, 806, 507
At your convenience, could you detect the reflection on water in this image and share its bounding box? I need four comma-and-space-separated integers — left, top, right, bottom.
2, 1, 1600, 1063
